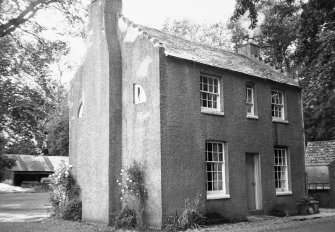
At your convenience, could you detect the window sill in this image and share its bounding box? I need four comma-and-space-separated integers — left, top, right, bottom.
201, 108, 225, 116
276, 191, 292, 196
272, 118, 289, 124
247, 115, 259, 120
207, 193, 230, 200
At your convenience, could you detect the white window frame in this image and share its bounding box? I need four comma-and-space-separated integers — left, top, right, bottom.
274, 148, 291, 195
271, 90, 285, 120
246, 84, 256, 117
206, 141, 230, 199
200, 74, 221, 112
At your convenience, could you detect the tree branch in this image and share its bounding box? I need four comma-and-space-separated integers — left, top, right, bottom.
0, 0, 59, 38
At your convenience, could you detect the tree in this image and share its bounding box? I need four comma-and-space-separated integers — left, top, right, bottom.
231, 0, 335, 141
0, 133, 15, 178
230, 0, 295, 29
46, 98, 69, 156
228, 1, 300, 72
0, 0, 87, 155
0, 0, 86, 38
296, 0, 335, 141
162, 18, 234, 51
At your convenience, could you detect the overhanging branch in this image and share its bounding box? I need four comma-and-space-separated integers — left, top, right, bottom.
0, 0, 59, 38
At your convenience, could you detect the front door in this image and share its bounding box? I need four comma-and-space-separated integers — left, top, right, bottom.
246, 153, 262, 211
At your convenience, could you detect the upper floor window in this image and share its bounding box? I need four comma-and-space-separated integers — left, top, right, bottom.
206, 141, 229, 199
274, 148, 291, 194
246, 84, 255, 117
200, 74, 220, 111
271, 90, 284, 120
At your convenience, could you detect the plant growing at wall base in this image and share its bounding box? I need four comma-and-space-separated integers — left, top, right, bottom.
48, 161, 81, 221
164, 194, 207, 231
115, 161, 147, 228
114, 207, 137, 229
62, 199, 82, 221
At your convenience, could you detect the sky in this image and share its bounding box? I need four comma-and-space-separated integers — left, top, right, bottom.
123, 0, 236, 28
37, 0, 237, 83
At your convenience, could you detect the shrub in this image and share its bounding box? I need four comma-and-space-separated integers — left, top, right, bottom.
62, 199, 82, 221
164, 194, 207, 231
114, 207, 137, 229
115, 161, 147, 229
2, 179, 13, 185
33, 184, 50, 193
48, 161, 81, 221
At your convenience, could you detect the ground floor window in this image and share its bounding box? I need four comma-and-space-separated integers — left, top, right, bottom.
274, 148, 290, 193
206, 141, 229, 199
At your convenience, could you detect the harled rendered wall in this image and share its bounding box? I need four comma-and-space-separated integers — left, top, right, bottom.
159, 57, 305, 222
118, 19, 162, 227
69, 0, 122, 223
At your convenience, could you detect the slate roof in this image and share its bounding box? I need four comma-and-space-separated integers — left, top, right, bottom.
305, 141, 335, 166
120, 16, 299, 87
3, 154, 69, 172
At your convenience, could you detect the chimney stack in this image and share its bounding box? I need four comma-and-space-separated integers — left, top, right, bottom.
237, 38, 260, 58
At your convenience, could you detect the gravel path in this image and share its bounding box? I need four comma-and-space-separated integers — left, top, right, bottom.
0, 218, 115, 232
197, 215, 335, 232
0, 215, 334, 232
0, 192, 51, 222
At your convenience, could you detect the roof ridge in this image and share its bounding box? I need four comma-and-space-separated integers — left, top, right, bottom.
117, 14, 298, 86
126, 18, 288, 75
308, 140, 335, 144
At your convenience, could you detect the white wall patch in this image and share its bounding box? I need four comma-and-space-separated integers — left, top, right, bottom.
137, 56, 152, 79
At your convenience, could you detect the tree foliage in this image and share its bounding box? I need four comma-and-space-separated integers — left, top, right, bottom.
231, 0, 295, 29
162, 19, 234, 51
296, 0, 335, 141
0, 0, 86, 38
0, 0, 87, 155
228, 1, 300, 72
47, 99, 69, 156
231, 0, 335, 141
0, 133, 15, 177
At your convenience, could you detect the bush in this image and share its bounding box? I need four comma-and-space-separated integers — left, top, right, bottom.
33, 184, 50, 193
62, 199, 82, 221
164, 194, 207, 231
116, 161, 147, 228
48, 161, 81, 221
2, 179, 13, 185
114, 207, 137, 229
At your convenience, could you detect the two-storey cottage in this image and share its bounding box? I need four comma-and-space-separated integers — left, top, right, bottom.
69, 0, 306, 227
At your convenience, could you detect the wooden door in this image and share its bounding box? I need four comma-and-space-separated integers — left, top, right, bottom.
246, 154, 256, 210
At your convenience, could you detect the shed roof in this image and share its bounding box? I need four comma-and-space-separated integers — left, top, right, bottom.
305, 141, 335, 166
120, 16, 299, 87
4, 154, 69, 172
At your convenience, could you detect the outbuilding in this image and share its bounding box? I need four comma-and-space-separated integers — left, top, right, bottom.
1, 154, 68, 186
306, 140, 335, 207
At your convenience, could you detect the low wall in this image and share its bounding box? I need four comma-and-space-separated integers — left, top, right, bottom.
308, 190, 331, 207
329, 162, 335, 208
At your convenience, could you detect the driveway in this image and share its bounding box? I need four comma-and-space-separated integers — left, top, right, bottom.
0, 192, 51, 222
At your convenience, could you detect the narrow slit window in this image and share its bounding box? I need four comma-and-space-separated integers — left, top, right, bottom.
246, 84, 255, 116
